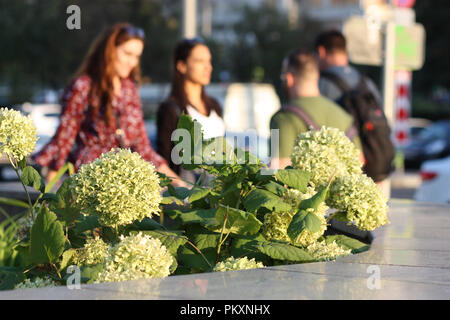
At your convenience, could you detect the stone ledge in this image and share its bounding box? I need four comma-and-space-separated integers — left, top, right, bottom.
1, 200, 449, 299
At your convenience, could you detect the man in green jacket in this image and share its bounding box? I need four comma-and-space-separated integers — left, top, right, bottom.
270, 49, 361, 169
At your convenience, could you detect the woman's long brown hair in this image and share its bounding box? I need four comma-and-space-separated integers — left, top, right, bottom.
169, 38, 222, 117
75, 23, 143, 127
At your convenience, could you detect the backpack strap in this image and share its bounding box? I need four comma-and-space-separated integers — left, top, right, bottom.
320, 70, 353, 94
281, 104, 359, 141
345, 124, 358, 140
281, 105, 319, 130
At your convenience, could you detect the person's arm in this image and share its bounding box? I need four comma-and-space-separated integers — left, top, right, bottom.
270, 157, 292, 170
269, 112, 302, 170
33, 77, 90, 179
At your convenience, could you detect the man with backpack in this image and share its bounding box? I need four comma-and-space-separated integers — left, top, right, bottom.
315, 30, 395, 184
270, 48, 362, 169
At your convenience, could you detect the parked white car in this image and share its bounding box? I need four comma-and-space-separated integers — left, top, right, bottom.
414, 156, 450, 204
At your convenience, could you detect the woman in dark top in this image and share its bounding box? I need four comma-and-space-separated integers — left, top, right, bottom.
34, 23, 184, 186
157, 38, 225, 175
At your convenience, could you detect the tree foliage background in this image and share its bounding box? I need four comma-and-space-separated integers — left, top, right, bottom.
0, 0, 180, 104
0, 0, 449, 116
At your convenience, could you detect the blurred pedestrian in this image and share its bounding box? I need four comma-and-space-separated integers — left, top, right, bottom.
315, 30, 395, 184
33, 23, 185, 186
157, 37, 225, 178
270, 49, 361, 169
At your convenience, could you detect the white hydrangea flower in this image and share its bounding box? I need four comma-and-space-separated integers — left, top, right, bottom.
290, 126, 389, 231
16, 215, 34, 240
95, 232, 174, 283
72, 149, 162, 228
262, 187, 328, 247
328, 174, 389, 231
0, 107, 38, 161
14, 276, 58, 289
76, 237, 109, 266
213, 256, 264, 272
290, 126, 362, 187
306, 240, 352, 261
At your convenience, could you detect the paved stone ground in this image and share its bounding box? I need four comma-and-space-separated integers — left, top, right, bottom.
1, 199, 449, 300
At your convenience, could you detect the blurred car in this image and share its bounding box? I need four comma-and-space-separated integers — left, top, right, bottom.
414, 156, 450, 204
407, 117, 432, 140
402, 120, 450, 168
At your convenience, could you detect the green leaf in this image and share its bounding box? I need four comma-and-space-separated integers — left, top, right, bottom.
45, 163, 74, 193
0, 267, 25, 290
275, 169, 311, 193
188, 186, 211, 203
39, 193, 59, 203
14, 244, 32, 267
130, 217, 165, 231
212, 205, 262, 235
167, 208, 218, 228
287, 210, 323, 242
168, 185, 191, 200
80, 264, 104, 284
230, 234, 271, 263
298, 185, 329, 211
325, 235, 370, 254
30, 207, 66, 265
250, 241, 315, 262
243, 189, 291, 213
262, 181, 287, 197
160, 196, 185, 206
21, 166, 45, 193
178, 245, 215, 272
0, 197, 29, 209
18, 157, 27, 170
169, 258, 178, 274
59, 249, 77, 271
73, 215, 100, 234
176, 114, 203, 169
134, 230, 187, 256
191, 233, 220, 250
49, 178, 80, 225
156, 172, 173, 188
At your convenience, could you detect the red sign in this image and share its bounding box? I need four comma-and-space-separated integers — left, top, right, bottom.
394, 70, 412, 147
392, 0, 415, 8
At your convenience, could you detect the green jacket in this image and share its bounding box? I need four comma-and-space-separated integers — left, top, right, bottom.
270, 96, 361, 158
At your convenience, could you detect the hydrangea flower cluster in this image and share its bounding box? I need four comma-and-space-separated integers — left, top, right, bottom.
94, 232, 174, 283
262, 187, 328, 247
16, 215, 34, 240
290, 127, 362, 187
306, 240, 352, 261
0, 107, 38, 161
72, 149, 162, 228
290, 126, 389, 231
14, 276, 58, 290
328, 174, 389, 231
76, 237, 109, 266
213, 256, 264, 272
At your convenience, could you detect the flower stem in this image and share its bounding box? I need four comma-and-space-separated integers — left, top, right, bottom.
186, 239, 213, 269
216, 206, 229, 264
7, 154, 34, 220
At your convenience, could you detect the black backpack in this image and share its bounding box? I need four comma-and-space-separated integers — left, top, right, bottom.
321, 71, 395, 182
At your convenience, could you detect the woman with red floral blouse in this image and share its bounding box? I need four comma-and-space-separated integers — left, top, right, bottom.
33, 23, 184, 186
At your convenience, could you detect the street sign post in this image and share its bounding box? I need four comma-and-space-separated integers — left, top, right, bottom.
344, 0, 425, 198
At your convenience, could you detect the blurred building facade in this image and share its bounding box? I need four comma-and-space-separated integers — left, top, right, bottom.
198, 0, 300, 43
196, 0, 390, 42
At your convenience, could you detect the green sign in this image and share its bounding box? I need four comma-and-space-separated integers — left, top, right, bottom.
394, 23, 425, 70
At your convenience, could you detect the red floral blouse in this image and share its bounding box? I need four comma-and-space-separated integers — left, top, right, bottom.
33, 75, 167, 171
